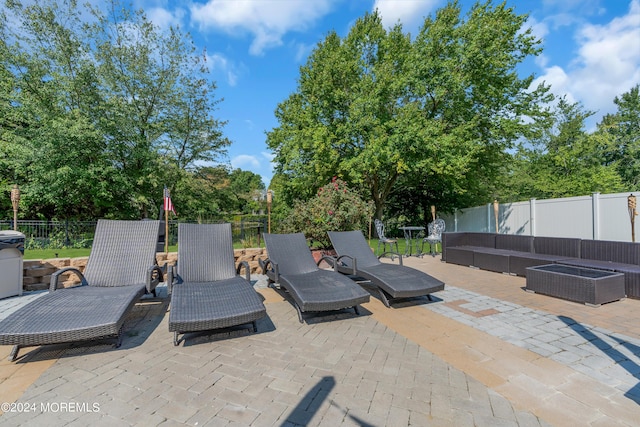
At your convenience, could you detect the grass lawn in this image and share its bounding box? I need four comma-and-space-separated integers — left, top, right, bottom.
22, 238, 440, 260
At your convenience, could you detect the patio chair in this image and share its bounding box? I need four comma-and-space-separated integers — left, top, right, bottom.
0, 220, 163, 361
422, 218, 446, 257
260, 233, 370, 323
374, 219, 399, 257
167, 223, 267, 346
328, 230, 445, 307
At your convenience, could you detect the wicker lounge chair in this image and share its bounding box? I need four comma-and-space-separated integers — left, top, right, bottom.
328, 230, 445, 307
0, 220, 163, 361
168, 223, 267, 346
260, 233, 370, 323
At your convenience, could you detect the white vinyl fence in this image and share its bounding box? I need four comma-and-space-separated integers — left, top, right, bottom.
440, 192, 640, 242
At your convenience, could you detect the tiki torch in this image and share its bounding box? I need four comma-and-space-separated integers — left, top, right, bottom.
431, 205, 436, 222
10, 185, 20, 231
267, 190, 273, 234
493, 199, 499, 234
628, 194, 637, 242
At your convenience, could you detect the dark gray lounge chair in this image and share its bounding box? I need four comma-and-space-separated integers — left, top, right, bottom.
0, 220, 163, 361
328, 230, 445, 307
260, 233, 370, 323
167, 223, 267, 345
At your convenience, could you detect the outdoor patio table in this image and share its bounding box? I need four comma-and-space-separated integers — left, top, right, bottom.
525, 264, 625, 306
399, 226, 424, 256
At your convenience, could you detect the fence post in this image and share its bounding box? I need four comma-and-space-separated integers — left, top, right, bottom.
592, 192, 600, 240
486, 203, 492, 232
530, 198, 536, 236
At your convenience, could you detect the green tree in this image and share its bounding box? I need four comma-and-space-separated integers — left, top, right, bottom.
598, 84, 640, 189
267, 1, 551, 220
228, 169, 265, 214
0, 0, 229, 219
506, 98, 623, 199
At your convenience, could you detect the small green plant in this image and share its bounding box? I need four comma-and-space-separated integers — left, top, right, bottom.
240, 236, 257, 248
281, 177, 373, 249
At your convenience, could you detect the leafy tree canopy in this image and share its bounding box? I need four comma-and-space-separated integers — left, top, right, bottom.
0, 0, 232, 220
267, 0, 552, 222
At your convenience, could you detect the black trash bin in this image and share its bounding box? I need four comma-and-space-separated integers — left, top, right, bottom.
0, 230, 25, 299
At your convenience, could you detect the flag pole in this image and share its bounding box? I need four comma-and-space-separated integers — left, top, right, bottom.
164, 187, 169, 254
165, 208, 169, 254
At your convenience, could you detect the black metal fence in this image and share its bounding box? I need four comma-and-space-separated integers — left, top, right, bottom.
0, 218, 268, 250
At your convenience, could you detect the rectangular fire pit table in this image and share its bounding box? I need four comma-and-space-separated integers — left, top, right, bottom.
525, 264, 626, 306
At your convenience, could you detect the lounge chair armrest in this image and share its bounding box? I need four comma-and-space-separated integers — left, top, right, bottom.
236, 261, 251, 282
336, 254, 357, 275
318, 255, 338, 271
378, 251, 403, 265
50, 267, 87, 291
147, 265, 164, 295
259, 257, 280, 283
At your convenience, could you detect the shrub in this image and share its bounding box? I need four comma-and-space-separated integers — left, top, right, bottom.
281, 177, 373, 249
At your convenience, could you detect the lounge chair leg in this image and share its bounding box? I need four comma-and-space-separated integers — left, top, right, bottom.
9, 345, 19, 362
173, 332, 180, 346
378, 290, 391, 308
252, 321, 258, 333
115, 332, 123, 348
427, 294, 434, 301
353, 306, 360, 316
295, 306, 304, 323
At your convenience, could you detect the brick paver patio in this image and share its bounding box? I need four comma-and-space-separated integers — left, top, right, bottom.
0, 255, 638, 426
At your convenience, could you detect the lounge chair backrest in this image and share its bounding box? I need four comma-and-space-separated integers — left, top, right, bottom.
328, 230, 380, 268
177, 223, 237, 282
84, 219, 160, 287
263, 233, 319, 276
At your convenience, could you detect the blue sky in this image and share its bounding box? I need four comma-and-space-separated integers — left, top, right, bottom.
137, 0, 640, 187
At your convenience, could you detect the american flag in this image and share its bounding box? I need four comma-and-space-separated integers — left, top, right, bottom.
164, 187, 176, 215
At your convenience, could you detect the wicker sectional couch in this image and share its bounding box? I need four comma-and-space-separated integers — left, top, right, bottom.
442, 232, 640, 298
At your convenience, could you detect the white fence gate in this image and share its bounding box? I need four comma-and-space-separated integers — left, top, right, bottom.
440, 192, 640, 242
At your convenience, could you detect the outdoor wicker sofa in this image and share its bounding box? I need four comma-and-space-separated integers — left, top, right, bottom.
442, 232, 640, 298
167, 223, 267, 346
327, 230, 445, 307
0, 220, 163, 361
261, 233, 370, 323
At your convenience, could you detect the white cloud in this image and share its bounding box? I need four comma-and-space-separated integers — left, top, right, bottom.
261, 151, 275, 162
532, 0, 640, 122
145, 7, 186, 30
190, 0, 336, 55
231, 154, 261, 169
525, 16, 549, 44
292, 41, 316, 63
373, 0, 440, 30
207, 52, 241, 86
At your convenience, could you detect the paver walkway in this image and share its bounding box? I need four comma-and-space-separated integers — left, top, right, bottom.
0, 254, 638, 426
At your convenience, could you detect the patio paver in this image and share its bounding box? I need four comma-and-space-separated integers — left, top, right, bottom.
0, 254, 638, 426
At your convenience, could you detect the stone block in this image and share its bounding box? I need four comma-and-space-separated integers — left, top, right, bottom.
237, 254, 256, 263
24, 266, 56, 278
70, 257, 88, 268
43, 258, 71, 268
244, 248, 264, 257
23, 260, 44, 269
22, 276, 42, 285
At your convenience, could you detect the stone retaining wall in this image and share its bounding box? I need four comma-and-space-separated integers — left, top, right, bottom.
22, 248, 267, 292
